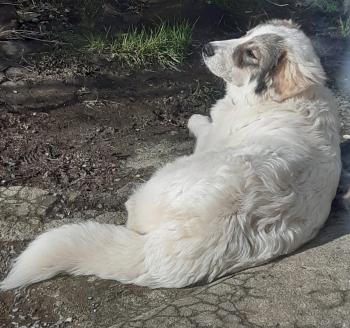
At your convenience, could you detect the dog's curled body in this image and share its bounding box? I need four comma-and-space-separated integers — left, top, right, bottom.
0, 20, 341, 290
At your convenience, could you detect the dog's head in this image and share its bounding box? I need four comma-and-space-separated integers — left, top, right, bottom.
203, 19, 326, 102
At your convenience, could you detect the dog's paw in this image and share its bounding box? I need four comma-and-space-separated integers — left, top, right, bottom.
187, 114, 210, 137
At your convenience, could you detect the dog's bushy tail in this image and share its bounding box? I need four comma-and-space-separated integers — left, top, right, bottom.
1, 219, 235, 290
0, 222, 148, 290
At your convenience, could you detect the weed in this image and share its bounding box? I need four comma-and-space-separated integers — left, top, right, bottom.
311, 0, 341, 13
339, 16, 350, 36
84, 34, 107, 53
112, 21, 192, 69
83, 21, 193, 69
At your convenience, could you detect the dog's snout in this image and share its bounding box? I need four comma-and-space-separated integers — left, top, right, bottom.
203, 43, 215, 57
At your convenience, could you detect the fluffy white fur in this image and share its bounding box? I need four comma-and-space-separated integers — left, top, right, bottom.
0, 20, 341, 290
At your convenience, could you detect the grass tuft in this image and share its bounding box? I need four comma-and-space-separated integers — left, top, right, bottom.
84, 34, 107, 53
339, 16, 350, 37
311, 0, 341, 13
83, 21, 193, 69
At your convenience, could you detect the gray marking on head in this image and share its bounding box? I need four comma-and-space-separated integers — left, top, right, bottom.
239, 34, 286, 94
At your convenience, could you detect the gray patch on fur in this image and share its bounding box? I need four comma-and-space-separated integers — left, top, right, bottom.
246, 34, 286, 94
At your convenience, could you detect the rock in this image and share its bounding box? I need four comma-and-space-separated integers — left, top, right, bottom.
0, 80, 78, 110
16, 203, 30, 217
16, 10, 40, 22
0, 72, 6, 83
0, 186, 22, 198
0, 41, 29, 59
0, 40, 46, 61
1, 80, 25, 88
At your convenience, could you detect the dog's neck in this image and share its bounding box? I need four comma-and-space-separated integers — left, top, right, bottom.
225, 83, 265, 107
225, 82, 324, 108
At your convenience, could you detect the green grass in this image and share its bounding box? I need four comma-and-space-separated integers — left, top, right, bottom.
311, 0, 341, 12
83, 21, 193, 69
84, 33, 107, 53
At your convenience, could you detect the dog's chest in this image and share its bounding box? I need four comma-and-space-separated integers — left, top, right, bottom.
211, 109, 273, 145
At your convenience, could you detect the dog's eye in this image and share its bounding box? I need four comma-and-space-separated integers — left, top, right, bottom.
246, 48, 257, 59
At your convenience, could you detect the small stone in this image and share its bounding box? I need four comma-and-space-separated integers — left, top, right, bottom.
343, 134, 350, 140
2, 186, 22, 197
0, 72, 6, 83
65, 317, 73, 323
67, 191, 80, 202
16, 203, 30, 216
88, 296, 93, 300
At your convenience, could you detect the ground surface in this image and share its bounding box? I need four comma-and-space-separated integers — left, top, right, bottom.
1, 1, 350, 327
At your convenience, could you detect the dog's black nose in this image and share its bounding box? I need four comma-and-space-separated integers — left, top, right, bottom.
203, 43, 215, 57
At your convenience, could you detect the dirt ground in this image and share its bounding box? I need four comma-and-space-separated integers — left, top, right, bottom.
0, 67, 220, 212
1, 1, 350, 327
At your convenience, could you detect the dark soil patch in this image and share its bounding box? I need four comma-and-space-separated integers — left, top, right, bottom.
0, 67, 222, 211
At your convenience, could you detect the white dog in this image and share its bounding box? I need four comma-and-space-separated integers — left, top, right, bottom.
0, 19, 341, 290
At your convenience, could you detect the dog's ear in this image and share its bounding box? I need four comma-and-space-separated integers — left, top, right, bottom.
271, 52, 317, 102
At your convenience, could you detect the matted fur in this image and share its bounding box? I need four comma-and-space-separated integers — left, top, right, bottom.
0, 20, 341, 290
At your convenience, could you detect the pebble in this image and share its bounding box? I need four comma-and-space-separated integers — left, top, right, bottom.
65, 317, 73, 323
0, 72, 6, 83
343, 135, 350, 140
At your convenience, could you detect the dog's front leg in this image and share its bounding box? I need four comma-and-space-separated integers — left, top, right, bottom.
187, 114, 211, 140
